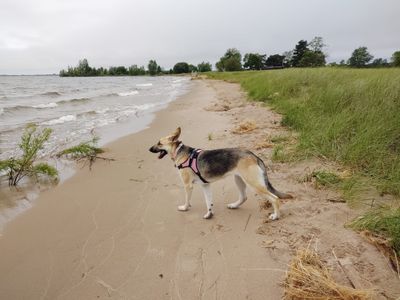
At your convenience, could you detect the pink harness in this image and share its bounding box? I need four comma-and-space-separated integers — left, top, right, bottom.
176, 148, 209, 183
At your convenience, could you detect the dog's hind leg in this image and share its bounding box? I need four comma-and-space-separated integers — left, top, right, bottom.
178, 183, 193, 211
239, 164, 281, 220
201, 183, 214, 219
227, 174, 247, 209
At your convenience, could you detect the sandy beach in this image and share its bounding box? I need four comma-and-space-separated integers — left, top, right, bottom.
0, 79, 399, 300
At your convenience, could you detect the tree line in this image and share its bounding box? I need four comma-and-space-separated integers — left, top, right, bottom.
59, 59, 212, 77
59, 37, 400, 76
215, 37, 400, 71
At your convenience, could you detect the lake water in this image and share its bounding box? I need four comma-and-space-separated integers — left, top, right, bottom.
0, 75, 190, 159
0, 75, 190, 228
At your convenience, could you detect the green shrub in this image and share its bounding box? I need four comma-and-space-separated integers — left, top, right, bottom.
1, 124, 58, 185
57, 137, 112, 169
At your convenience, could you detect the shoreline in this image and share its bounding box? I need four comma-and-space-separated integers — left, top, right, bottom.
0, 79, 191, 230
0, 79, 281, 299
0, 79, 399, 299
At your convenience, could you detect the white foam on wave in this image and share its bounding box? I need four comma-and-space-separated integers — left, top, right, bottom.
118, 90, 139, 97
172, 79, 185, 83
0, 108, 4, 115
43, 114, 76, 125
136, 83, 153, 87
95, 107, 110, 114
32, 102, 58, 109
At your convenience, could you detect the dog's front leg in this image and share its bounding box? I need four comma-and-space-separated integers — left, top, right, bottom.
178, 184, 193, 211
201, 183, 213, 219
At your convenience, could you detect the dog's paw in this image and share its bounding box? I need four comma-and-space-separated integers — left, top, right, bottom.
227, 203, 239, 209
269, 213, 280, 221
203, 211, 213, 219
178, 205, 189, 211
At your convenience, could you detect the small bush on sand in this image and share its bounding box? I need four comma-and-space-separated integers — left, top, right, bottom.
283, 248, 372, 300
57, 137, 113, 169
0, 124, 58, 186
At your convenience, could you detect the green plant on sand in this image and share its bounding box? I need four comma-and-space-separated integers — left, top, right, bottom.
349, 206, 400, 273
57, 137, 113, 169
0, 124, 58, 186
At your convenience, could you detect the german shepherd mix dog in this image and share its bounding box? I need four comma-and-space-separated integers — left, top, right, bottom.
149, 127, 292, 220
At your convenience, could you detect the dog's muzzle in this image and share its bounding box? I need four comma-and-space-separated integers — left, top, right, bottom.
149, 146, 168, 159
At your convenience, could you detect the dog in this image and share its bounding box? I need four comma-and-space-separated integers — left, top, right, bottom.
149, 127, 292, 220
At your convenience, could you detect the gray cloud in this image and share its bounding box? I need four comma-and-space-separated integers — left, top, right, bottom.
1, 0, 399, 74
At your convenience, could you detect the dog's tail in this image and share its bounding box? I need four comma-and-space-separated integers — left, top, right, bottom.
256, 156, 293, 199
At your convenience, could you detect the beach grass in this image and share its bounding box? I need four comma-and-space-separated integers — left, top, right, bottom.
207, 68, 400, 197
349, 206, 400, 266
207, 68, 400, 259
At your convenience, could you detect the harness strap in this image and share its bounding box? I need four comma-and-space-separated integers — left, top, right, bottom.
177, 149, 209, 183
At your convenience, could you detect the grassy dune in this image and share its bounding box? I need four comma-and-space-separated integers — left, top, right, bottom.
207, 68, 400, 197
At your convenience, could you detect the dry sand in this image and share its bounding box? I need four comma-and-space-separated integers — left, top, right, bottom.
0, 79, 399, 300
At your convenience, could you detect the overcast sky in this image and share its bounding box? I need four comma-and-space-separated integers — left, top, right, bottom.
1, 0, 399, 74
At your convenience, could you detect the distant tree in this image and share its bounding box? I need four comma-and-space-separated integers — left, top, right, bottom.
282, 51, 293, 67
243, 53, 266, 70
339, 60, 347, 66
265, 54, 285, 67
129, 65, 146, 75
148, 60, 159, 76
348, 47, 373, 68
173, 62, 190, 74
197, 61, 212, 72
298, 50, 326, 67
370, 58, 389, 68
391, 51, 400, 67
309, 36, 326, 52
59, 58, 98, 76
97, 67, 107, 76
157, 66, 162, 74
291, 40, 309, 67
108, 66, 128, 75
216, 48, 242, 71
77, 58, 91, 75
188, 64, 198, 72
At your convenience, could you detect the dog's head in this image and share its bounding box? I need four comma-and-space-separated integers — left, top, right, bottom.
149, 127, 181, 159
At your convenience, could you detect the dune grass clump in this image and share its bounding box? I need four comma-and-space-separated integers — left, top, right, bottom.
312, 170, 342, 188
350, 206, 400, 272
283, 248, 372, 300
57, 137, 113, 169
232, 120, 257, 134
0, 124, 58, 186
207, 68, 400, 196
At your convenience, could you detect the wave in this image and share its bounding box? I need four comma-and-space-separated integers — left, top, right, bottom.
136, 83, 153, 87
32, 102, 58, 109
95, 107, 110, 114
58, 97, 91, 105
172, 79, 185, 83
40, 91, 61, 97
0, 108, 3, 115
42, 114, 76, 125
1, 102, 59, 114
118, 90, 139, 97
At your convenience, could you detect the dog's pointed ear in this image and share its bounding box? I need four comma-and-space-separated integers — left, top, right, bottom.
171, 127, 181, 142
